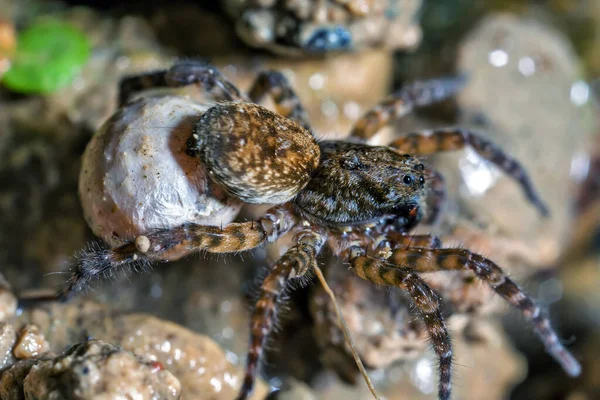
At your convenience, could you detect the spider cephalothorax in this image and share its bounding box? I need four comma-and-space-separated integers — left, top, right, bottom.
20, 61, 580, 400
294, 142, 428, 227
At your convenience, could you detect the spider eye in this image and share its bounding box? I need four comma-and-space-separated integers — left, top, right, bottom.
403, 175, 413, 185
419, 176, 425, 185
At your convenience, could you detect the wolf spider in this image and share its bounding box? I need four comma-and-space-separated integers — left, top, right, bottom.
21, 61, 580, 400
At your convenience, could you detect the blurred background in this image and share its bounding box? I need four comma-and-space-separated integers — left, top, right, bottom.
0, 0, 599, 399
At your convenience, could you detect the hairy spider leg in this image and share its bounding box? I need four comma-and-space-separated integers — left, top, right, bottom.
381, 232, 442, 250
389, 128, 549, 216
118, 60, 245, 107
18, 207, 295, 306
346, 246, 453, 400
237, 230, 326, 400
388, 244, 582, 378
349, 75, 467, 140
247, 70, 312, 131
423, 169, 447, 224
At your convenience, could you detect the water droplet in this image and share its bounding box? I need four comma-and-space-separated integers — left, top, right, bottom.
343, 101, 361, 120
150, 282, 162, 298
210, 377, 222, 392
570, 81, 589, 106
459, 147, 501, 197
538, 278, 564, 305
309, 73, 325, 90
518, 56, 536, 76
225, 350, 239, 365
488, 49, 508, 67
220, 300, 233, 313
320, 100, 338, 117
160, 341, 171, 352
222, 327, 234, 339
569, 151, 590, 182
412, 358, 435, 394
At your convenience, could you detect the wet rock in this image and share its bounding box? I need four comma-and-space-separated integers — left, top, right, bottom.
0, 275, 16, 322
16, 300, 269, 400
311, 260, 427, 378
0, 359, 36, 400
3, 340, 182, 400
105, 314, 268, 400
149, 5, 397, 137
425, 13, 595, 270
510, 250, 600, 400
213, 49, 394, 139
183, 262, 253, 360
273, 377, 317, 400
0, 323, 16, 371
13, 324, 49, 360
222, 0, 423, 55
312, 319, 526, 400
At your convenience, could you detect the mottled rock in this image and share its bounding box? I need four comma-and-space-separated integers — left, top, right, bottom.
428, 13, 594, 270
0, 359, 36, 400
312, 261, 427, 379
223, 0, 423, 54
16, 301, 269, 400
0, 323, 16, 371
213, 49, 394, 139
105, 314, 268, 400
312, 319, 526, 400
19, 340, 181, 400
0, 275, 16, 322
13, 324, 49, 360
274, 378, 317, 400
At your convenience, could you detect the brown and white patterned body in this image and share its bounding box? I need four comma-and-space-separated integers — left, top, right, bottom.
190, 102, 320, 204
21, 61, 581, 400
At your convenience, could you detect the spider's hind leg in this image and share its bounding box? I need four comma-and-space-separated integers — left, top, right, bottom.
118, 60, 245, 107
248, 70, 312, 131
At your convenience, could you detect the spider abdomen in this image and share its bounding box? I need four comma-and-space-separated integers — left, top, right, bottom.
190, 102, 320, 204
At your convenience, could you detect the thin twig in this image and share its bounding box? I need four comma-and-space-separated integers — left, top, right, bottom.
313, 265, 380, 400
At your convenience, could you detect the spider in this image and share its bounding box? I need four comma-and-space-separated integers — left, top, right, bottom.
19, 60, 580, 400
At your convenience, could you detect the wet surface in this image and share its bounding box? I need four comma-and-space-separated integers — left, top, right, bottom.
0, 1, 599, 399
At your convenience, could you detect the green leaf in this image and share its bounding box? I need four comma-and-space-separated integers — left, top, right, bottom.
2, 20, 90, 94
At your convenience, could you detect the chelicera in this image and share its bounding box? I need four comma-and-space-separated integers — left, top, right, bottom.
21, 61, 580, 400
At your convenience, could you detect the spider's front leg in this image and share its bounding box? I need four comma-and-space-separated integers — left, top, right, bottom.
344, 246, 453, 400
424, 169, 447, 224
375, 231, 442, 250
247, 70, 312, 130
350, 75, 467, 140
238, 229, 326, 400
388, 244, 581, 378
18, 207, 295, 306
390, 127, 549, 216
118, 60, 245, 107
